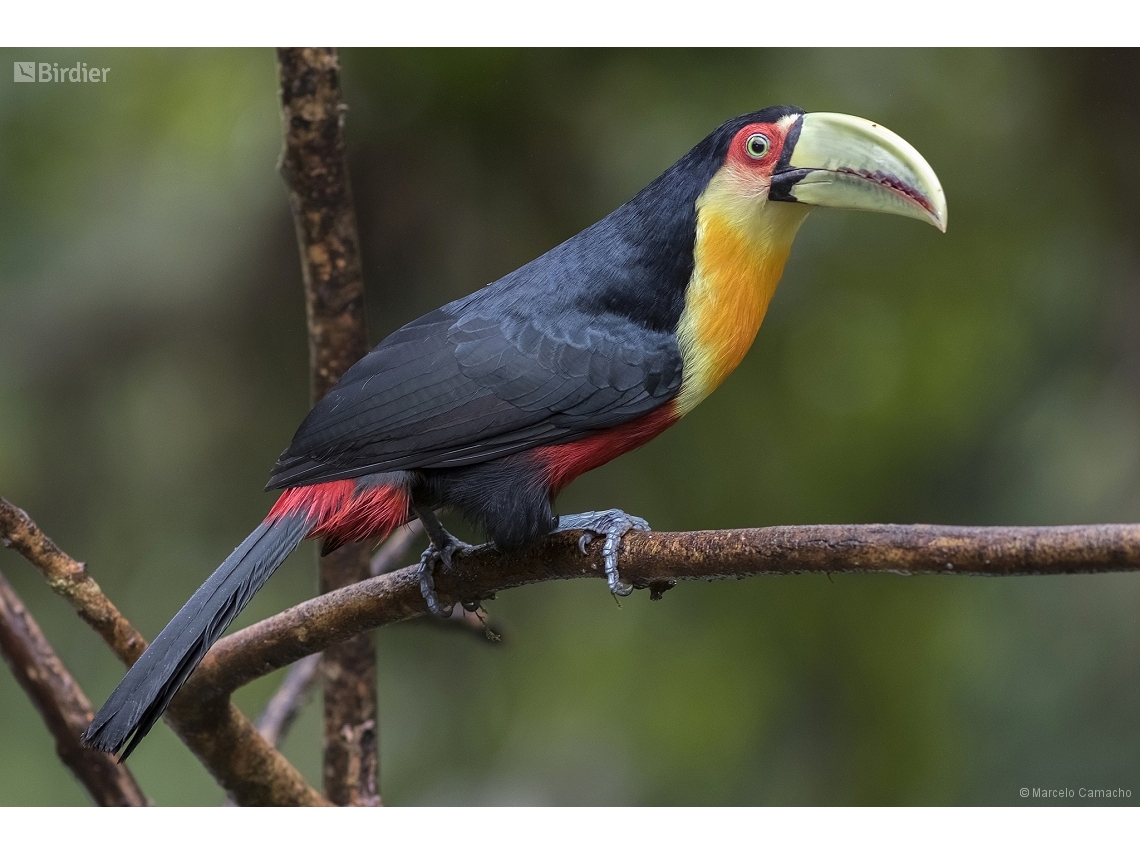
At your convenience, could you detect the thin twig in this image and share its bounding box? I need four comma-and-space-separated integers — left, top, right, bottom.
277, 45, 379, 808
0, 570, 148, 806
0, 495, 328, 806
184, 522, 1140, 701
257, 653, 322, 748
440, 605, 503, 642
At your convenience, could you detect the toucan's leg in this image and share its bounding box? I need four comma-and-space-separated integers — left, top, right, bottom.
554, 509, 650, 598
413, 506, 471, 617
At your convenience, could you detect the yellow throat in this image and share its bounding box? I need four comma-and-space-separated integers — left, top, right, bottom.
673, 172, 810, 415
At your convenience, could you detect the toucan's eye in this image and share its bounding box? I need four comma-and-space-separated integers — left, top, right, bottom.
745, 133, 771, 159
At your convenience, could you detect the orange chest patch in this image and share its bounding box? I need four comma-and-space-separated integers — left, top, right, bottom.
673, 207, 798, 414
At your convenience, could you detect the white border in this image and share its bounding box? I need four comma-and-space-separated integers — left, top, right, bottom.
3, 0, 1139, 47
1, 806, 1138, 853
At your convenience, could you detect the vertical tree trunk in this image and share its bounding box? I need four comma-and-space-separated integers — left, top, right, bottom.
276, 46, 380, 806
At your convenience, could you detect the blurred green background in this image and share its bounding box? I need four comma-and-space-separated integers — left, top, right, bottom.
1, 48, 1139, 806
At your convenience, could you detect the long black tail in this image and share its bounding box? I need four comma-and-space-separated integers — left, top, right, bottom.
84, 512, 312, 759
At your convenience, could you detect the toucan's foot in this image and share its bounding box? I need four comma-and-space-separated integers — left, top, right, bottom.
413, 506, 472, 618
554, 509, 649, 597
417, 533, 470, 617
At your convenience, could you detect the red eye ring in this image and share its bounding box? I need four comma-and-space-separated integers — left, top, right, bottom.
745, 133, 771, 159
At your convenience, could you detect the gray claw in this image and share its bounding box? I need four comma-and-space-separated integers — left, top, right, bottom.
555, 509, 650, 598
418, 539, 469, 618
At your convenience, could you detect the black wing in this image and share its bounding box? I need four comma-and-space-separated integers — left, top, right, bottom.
266, 304, 682, 489
266, 134, 722, 492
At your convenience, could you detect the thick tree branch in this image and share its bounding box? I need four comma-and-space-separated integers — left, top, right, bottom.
277, 46, 378, 807
184, 522, 1140, 699
0, 570, 148, 806
0, 496, 328, 806
163, 694, 329, 806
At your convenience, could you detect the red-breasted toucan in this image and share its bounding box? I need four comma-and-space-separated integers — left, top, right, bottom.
86, 106, 946, 758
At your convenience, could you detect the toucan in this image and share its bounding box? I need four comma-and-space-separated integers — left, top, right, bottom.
85, 106, 946, 758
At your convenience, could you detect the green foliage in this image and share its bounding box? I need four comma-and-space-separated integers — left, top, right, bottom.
1, 48, 1137, 805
